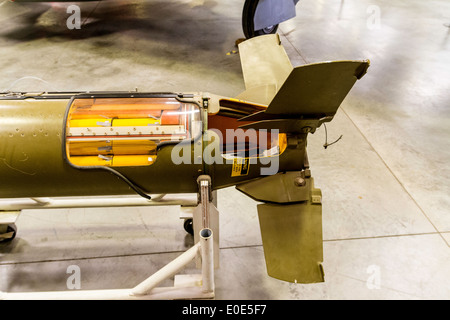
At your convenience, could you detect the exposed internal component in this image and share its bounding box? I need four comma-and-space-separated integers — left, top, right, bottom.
65, 97, 201, 167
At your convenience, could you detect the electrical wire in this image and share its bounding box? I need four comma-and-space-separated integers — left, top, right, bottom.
323, 123, 343, 149
3, 76, 60, 92
99, 166, 152, 200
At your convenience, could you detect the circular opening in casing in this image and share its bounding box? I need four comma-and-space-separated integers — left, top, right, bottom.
200, 228, 212, 238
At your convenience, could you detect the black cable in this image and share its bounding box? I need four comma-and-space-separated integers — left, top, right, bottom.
99, 166, 152, 200
323, 123, 343, 149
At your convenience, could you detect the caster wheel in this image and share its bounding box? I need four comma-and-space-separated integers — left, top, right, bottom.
242, 0, 279, 38
183, 219, 194, 236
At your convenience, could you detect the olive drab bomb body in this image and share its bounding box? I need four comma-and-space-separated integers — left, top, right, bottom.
0, 35, 369, 284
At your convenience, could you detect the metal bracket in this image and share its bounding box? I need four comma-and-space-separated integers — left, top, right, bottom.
0, 189, 217, 299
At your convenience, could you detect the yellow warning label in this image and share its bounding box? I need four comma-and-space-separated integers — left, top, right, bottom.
231, 158, 250, 177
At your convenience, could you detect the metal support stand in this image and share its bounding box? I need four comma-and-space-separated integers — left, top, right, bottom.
0, 178, 217, 300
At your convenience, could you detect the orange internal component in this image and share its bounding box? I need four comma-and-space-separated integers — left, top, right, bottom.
65, 97, 200, 167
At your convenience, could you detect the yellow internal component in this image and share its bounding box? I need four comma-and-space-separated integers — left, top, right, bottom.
70, 155, 156, 167
69, 118, 112, 127
70, 156, 112, 167
112, 155, 156, 166
68, 141, 112, 156
112, 140, 157, 155
69, 118, 162, 128
112, 118, 160, 126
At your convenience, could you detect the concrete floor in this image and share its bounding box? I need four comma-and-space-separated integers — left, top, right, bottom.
0, 0, 449, 300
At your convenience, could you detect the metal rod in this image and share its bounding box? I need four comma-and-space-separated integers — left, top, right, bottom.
0, 194, 198, 211
130, 242, 201, 296
1, 286, 214, 300
200, 228, 214, 293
